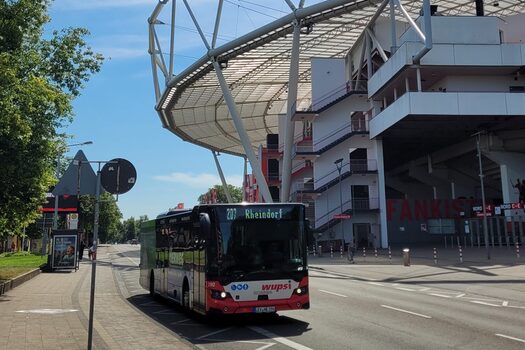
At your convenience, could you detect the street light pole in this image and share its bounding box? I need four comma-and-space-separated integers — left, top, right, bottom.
475, 133, 491, 260
334, 158, 345, 250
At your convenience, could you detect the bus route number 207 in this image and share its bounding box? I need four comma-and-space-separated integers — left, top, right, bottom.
226, 208, 237, 221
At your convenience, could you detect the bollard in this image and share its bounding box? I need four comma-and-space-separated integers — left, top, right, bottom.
313, 245, 317, 257
318, 245, 322, 257
458, 245, 463, 264
362, 247, 366, 258
374, 248, 378, 259
340, 245, 344, 259
330, 246, 333, 258
402, 248, 410, 266
433, 247, 438, 265
516, 243, 520, 259
388, 246, 392, 262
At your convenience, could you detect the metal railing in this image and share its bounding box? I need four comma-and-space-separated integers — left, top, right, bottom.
311, 80, 368, 111
314, 161, 350, 189
352, 197, 379, 210
315, 199, 353, 228
293, 182, 314, 192
293, 143, 314, 154
292, 80, 368, 113
312, 118, 369, 152
350, 159, 377, 172
291, 160, 312, 174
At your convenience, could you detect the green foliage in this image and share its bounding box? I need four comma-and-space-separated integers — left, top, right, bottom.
0, 253, 46, 267
79, 194, 122, 244
0, 0, 103, 238
198, 184, 243, 204
121, 215, 149, 242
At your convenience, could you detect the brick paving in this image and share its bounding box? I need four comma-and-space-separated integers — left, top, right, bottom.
0, 246, 194, 350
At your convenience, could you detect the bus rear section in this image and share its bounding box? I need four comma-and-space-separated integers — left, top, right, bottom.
139, 204, 310, 315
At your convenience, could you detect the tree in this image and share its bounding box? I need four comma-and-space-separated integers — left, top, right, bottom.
78, 194, 122, 244
198, 184, 243, 204
0, 0, 103, 238
121, 215, 149, 242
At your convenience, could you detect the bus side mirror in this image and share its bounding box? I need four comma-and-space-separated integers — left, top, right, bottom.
200, 213, 211, 238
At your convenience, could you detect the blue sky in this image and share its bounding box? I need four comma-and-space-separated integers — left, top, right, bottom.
46, 0, 319, 220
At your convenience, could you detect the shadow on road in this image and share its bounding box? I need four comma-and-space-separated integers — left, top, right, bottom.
126, 293, 311, 346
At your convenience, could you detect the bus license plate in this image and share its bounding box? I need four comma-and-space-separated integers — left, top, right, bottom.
254, 306, 276, 313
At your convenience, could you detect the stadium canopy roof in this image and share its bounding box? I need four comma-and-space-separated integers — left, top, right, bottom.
152, 0, 525, 157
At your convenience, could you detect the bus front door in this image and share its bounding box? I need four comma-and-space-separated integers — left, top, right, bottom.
192, 243, 207, 313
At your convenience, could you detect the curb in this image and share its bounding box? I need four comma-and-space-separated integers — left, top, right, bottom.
0, 268, 42, 296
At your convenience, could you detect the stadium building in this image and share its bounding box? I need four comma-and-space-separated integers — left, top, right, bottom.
149, 0, 525, 249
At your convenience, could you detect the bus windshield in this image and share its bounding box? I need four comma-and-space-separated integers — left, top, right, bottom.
214, 206, 306, 278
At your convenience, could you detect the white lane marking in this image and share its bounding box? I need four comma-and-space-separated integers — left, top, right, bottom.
395, 287, 416, 292
196, 327, 233, 340
455, 293, 465, 298
367, 282, 384, 286
463, 296, 500, 301
319, 289, 348, 298
16, 309, 78, 314
505, 305, 525, 309
419, 287, 430, 292
248, 326, 314, 350
502, 301, 509, 306
238, 340, 276, 350
470, 301, 501, 307
380, 305, 432, 319
153, 310, 179, 315
495, 334, 525, 343
429, 293, 452, 298
171, 318, 190, 324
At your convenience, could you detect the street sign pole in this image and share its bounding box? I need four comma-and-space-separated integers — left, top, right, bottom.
87, 166, 101, 350
475, 133, 491, 260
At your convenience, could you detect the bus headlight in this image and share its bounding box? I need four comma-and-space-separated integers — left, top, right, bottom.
211, 290, 230, 300
294, 286, 308, 295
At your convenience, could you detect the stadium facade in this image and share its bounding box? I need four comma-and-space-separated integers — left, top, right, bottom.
149, 0, 525, 249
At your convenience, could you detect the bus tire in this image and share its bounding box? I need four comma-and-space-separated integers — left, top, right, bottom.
149, 270, 155, 297
182, 279, 190, 310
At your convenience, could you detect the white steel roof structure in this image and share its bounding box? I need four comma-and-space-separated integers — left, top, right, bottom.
150, 0, 523, 156
149, 0, 524, 202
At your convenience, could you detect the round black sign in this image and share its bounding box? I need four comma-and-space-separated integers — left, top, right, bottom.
100, 158, 137, 194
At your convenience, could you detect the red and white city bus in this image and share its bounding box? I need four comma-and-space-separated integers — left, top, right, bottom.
139, 203, 310, 315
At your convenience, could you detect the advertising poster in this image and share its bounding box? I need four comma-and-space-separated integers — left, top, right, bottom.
52, 235, 78, 269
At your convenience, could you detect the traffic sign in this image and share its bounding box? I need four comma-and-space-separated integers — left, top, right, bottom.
100, 158, 137, 194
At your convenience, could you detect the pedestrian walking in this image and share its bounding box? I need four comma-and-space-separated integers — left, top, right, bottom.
78, 239, 86, 261
514, 178, 525, 202
347, 240, 356, 263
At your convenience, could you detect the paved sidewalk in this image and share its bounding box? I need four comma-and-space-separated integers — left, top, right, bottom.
308, 246, 525, 305
0, 246, 194, 350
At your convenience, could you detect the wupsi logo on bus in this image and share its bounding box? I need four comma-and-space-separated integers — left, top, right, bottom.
231, 283, 249, 291
261, 282, 292, 292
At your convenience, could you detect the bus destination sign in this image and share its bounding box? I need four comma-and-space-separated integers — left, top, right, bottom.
225, 207, 284, 221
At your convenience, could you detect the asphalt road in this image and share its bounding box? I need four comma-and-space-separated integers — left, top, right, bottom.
110, 244, 525, 350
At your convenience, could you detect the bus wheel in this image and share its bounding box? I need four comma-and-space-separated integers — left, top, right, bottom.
149, 271, 155, 297
182, 281, 190, 310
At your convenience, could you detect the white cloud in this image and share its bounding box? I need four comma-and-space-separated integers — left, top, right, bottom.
153, 172, 243, 189
100, 47, 147, 60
